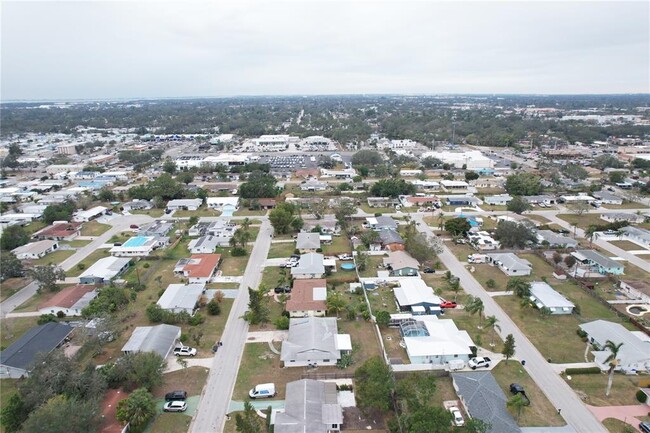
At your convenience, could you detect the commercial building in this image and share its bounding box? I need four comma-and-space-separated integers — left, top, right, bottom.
421, 150, 495, 170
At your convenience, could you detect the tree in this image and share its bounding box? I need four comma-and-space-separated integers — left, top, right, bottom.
0, 252, 24, 281
465, 295, 484, 327
370, 178, 416, 197
27, 265, 66, 293
484, 315, 501, 347
326, 292, 346, 318
42, 200, 77, 224
552, 252, 562, 264
0, 394, 28, 433
564, 254, 577, 269
506, 393, 528, 420
351, 150, 383, 167
404, 232, 442, 264
375, 311, 391, 328
567, 201, 590, 218
561, 163, 588, 181
355, 248, 369, 272
239, 171, 278, 199
354, 357, 394, 413
507, 278, 531, 298
447, 277, 461, 302
493, 220, 536, 249
235, 401, 265, 433
334, 200, 357, 233
444, 218, 471, 237
464, 171, 479, 181
20, 395, 101, 433
97, 187, 115, 202
505, 173, 542, 195
176, 171, 194, 185
162, 159, 177, 174
116, 388, 156, 431
608, 171, 626, 184
100, 352, 164, 391
502, 334, 516, 360
465, 418, 492, 433
604, 340, 624, 397
0, 224, 29, 250
421, 156, 442, 169
244, 287, 269, 325
507, 196, 531, 214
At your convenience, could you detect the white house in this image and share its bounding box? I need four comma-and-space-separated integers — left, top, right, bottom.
579, 320, 650, 373
206, 197, 239, 211
188, 236, 221, 254
484, 194, 513, 206
400, 316, 474, 365
600, 213, 644, 224
291, 253, 325, 279
280, 317, 351, 367
12, 240, 59, 260
528, 281, 575, 315
121, 324, 182, 360
72, 206, 107, 222
486, 253, 532, 276
619, 226, 650, 248
157, 283, 205, 315
296, 232, 321, 253
619, 280, 650, 304
274, 379, 343, 433
79, 256, 131, 285
167, 198, 202, 211
110, 236, 167, 257
394, 279, 442, 315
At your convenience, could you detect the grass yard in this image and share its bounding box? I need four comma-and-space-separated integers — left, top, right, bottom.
557, 213, 607, 230
24, 221, 47, 236
80, 221, 111, 237
601, 201, 648, 209
469, 263, 510, 291
602, 418, 638, 433
148, 413, 192, 433
366, 285, 399, 315
358, 255, 385, 278
0, 317, 39, 350
337, 319, 383, 369
66, 248, 111, 277
267, 242, 297, 259
620, 262, 650, 281
444, 241, 475, 261
0, 277, 30, 302
152, 366, 210, 399
218, 247, 252, 276
359, 204, 398, 215
191, 298, 234, 353
233, 209, 268, 216
260, 266, 290, 290
524, 215, 552, 225
608, 240, 647, 251
107, 232, 134, 245
0, 379, 20, 433
444, 306, 503, 353
173, 207, 218, 218
14, 284, 74, 312
564, 372, 641, 406
382, 327, 409, 363
131, 208, 165, 218
322, 236, 352, 255
62, 239, 92, 248
31, 249, 75, 266
491, 361, 565, 427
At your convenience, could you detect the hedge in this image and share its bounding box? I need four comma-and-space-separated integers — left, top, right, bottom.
565, 367, 602, 375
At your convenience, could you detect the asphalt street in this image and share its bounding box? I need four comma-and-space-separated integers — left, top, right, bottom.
190, 218, 273, 433
0, 214, 153, 319
412, 212, 608, 433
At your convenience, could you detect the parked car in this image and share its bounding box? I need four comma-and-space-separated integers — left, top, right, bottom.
249, 383, 276, 399
422, 267, 435, 274
163, 400, 187, 412
129, 224, 139, 229
468, 357, 491, 369
173, 346, 197, 357
165, 390, 187, 401
337, 254, 353, 261
274, 286, 291, 294
509, 383, 531, 405
440, 300, 458, 309
449, 406, 465, 426
640, 422, 650, 433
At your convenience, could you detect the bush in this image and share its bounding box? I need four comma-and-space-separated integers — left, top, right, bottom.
374, 213, 382, 217
207, 300, 221, 315
564, 367, 601, 375
142, 263, 150, 269
37, 314, 57, 325
274, 316, 289, 330
231, 247, 247, 257
637, 390, 648, 403
77, 263, 86, 271
56, 311, 66, 318
188, 313, 205, 326
486, 279, 497, 289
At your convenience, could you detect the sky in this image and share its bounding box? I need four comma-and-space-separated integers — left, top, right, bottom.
1, 0, 649, 101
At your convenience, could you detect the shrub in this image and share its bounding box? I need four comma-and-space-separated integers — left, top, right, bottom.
637, 390, 648, 403
336, 352, 354, 369
274, 316, 289, 330
37, 314, 57, 325
188, 313, 205, 326
142, 262, 150, 269
486, 279, 497, 289
564, 367, 601, 375
374, 212, 382, 217
56, 311, 66, 318
207, 300, 221, 315
77, 263, 86, 271
231, 247, 247, 257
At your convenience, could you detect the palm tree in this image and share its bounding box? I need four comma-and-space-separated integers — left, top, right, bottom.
241, 217, 251, 231
507, 393, 528, 420
326, 292, 346, 318
465, 295, 485, 328
448, 277, 461, 302
604, 340, 624, 397
484, 315, 501, 347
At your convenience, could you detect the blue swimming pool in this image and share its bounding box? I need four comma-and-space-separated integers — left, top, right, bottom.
123, 236, 149, 247
341, 263, 356, 271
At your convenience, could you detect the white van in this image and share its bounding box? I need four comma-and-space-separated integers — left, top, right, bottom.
249, 383, 276, 399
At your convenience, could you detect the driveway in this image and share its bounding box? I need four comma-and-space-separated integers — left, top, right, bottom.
587, 404, 648, 432
412, 213, 608, 433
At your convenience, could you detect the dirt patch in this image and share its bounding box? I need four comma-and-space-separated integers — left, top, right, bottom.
152, 366, 209, 399
343, 406, 386, 430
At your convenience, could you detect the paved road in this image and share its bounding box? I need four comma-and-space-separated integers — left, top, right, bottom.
0, 214, 153, 319
412, 213, 608, 433
190, 218, 273, 433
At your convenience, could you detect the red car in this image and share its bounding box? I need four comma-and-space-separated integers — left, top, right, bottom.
129, 224, 139, 229
440, 300, 457, 309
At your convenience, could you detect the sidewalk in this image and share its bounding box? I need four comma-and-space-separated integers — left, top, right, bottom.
549, 362, 599, 374
587, 404, 648, 432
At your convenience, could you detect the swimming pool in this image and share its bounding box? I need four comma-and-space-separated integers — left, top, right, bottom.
341, 263, 356, 271
123, 236, 150, 247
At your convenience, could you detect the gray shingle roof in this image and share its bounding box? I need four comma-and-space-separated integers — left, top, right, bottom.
0, 322, 73, 372
275, 379, 341, 433
452, 371, 521, 433
121, 324, 181, 359
280, 317, 340, 363
296, 232, 321, 250
291, 253, 325, 276
535, 230, 578, 248
379, 229, 404, 245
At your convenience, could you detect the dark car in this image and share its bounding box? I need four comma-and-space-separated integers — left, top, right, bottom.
165, 390, 187, 401
641, 422, 650, 433
422, 267, 435, 274
509, 383, 531, 405
274, 286, 291, 294
129, 224, 139, 229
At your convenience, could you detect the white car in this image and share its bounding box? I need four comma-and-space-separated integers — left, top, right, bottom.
163, 400, 187, 412
173, 346, 197, 357
449, 406, 465, 426
337, 254, 353, 261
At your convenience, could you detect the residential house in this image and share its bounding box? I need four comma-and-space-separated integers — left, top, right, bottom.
400, 316, 474, 365
138, 220, 174, 238
167, 198, 202, 211
280, 317, 351, 367
122, 199, 153, 212
393, 279, 442, 315
410, 179, 441, 190
79, 257, 131, 285
523, 195, 556, 205
296, 232, 321, 253
367, 197, 400, 208
593, 190, 624, 205
378, 229, 405, 251
12, 240, 59, 260
303, 218, 340, 236
286, 279, 328, 318
528, 281, 575, 315
300, 178, 328, 191
619, 226, 650, 248
619, 280, 650, 304
484, 194, 513, 206
257, 198, 277, 209
72, 206, 107, 222
0, 322, 74, 378
121, 324, 182, 360
399, 169, 423, 177
320, 168, 356, 179
274, 379, 343, 433
188, 236, 221, 254
451, 372, 521, 433
467, 231, 500, 251
446, 195, 480, 207
291, 253, 325, 279
535, 230, 578, 248
486, 253, 532, 276
174, 254, 221, 284
579, 320, 650, 373
38, 284, 97, 316
383, 251, 419, 276
365, 215, 398, 231
110, 236, 168, 257
399, 195, 440, 208
206, 197, 239, 211
600, 212, 644, 224
572, 250, 624, 275
32, 222, 82, 241
441, 180, 470, 190
157, 283, 206, 315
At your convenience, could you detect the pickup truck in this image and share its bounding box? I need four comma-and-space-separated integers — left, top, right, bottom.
173, 346, 197, 357
468, 356, 491, 369
337, 254, 353, 261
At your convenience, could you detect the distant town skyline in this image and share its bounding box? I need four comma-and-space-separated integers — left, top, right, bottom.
2, 1, 649, 101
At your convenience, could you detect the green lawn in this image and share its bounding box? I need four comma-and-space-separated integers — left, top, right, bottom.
524, 214, 552, 225
267, 242, 296, 259
602, 418, 638, 433
233, 209, 268, 216
444, 307, 503, 353
322, 236, 352, 255
358, 255, 385, 278
557, 213, 607, 230
1, 317, 39, 350
609, 240, 646, 251
31, 249, 75, 266
260, 266, 289, 290
359, 204, 396, 215
0, 379, 19, 433
24, 221, 47, 236
131, 208, 165, 218
367, 285, 399, 314
62, 239, 92, 248
564, 372, 641, 406
14, 285, 74, 312
173, 207, 218, 218
80, 221, 111, 237
444, 241, 475, 261
218, 247, 252, 276
491, 362, 565, 427
148, 413, 192, 433
66, 249, 111, 277
0, 277, 30, 302
469, 263, 510, 291
601, 201, 648, 209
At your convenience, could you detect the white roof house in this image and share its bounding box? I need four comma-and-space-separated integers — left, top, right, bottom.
484, 194, 513, 206
280, 317, 350, 367
536, 230, 578, 248
188, 236, 222, 254
528, 281, 575, 315
291, 253, 325, 279
579, 320, 650, 373
167, 198, 203, 211
121, 324, 181, 360
110, 236, 167, 257
486, 253, 532, 276
72, 206, 107, 222
79, 256, 131, 285
296, 232, 321, 252
401, 316, 474, 365
394, 279, 442, 315
12, 240, 59, 260
157, 283, 205, 314
206, 197, 239, 210
274, 379, 343, 433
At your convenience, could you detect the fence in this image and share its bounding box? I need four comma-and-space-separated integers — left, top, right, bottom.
300, 371, 355, 380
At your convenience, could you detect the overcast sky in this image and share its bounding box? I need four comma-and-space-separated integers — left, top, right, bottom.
1, 1, 649, 101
